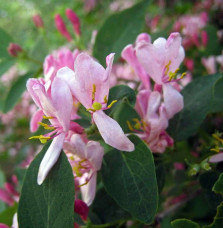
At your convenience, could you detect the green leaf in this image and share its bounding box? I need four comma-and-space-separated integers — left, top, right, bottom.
112, 100, 140, 133
3, 72, 34, 113
0, 28, 13, 59
93, 0, 150, 65
213, 173, 223, 195
168, 73, 223, 141
171, 219, 200, 228
18, 143, 75, 228
106, 85, 136, 115
0, 58, 15, 77
0, 203, 18, 226
204, 202, 223, 228
101, 135, 158, 224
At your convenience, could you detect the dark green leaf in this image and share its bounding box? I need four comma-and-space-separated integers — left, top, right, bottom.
168, 73, 223, 141
213, 173, 223, 195
0, 58, 15, 77
171, 219, 199, 228
93, 0, 150, 65
106, 85, 136, 115
0, 28, 13, 59
3, 72, 34, 113
18, 143, 75, 228
204, 202, 223, 228
0, 203, 18, 226
101, 135, 158, 224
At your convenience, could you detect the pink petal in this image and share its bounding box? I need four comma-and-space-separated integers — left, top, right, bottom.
135, 89, 150, 117
93, 110, 134, 152
80, 171, 97, 206
136, 33, 151, 43
37, 133, 65, 185
209, 153, 223, 163
85, 141, 104, 170
30, 109, 44, 132
51, 77, 73, 131
0, 224, 10, 228
105, 53, 115, 81
0, 189, 14, 206
163, 84, 184, 119
166, 33, 182, 59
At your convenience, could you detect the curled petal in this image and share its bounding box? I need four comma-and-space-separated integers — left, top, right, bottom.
209, 153, 223, 163
163, 84, 184, 119
93, 110, 134, 152
37, 133, 65, 185
30, 109, 44, 132
105, 53, 115, 81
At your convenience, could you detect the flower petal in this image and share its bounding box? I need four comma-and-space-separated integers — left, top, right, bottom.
30, 109, 44, 132
80, 171, 97, 206
37, 133, 65, 185
209, 153, 223, 163
93, 110, 134, 152
163, 84, 184, 119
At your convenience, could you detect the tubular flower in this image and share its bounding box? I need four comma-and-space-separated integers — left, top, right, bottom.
135, 32, 185, 119
64, 134, 104, 206
27, 77, 74, 184
57, 52, 134, 152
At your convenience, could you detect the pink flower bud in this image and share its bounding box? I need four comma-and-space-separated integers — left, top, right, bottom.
184, 58, 194, 71
54, 14, 72, 42
201, 30, 208, 47
66, 9, 81, 36
74, 199, 89, 221
7, 43, 23, 57
32, 14, 44, 28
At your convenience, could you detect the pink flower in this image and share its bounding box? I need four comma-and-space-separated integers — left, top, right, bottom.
57, 53, 134, 152
209, 152, 223, 163
135, 32, 184, 119
66, 9, 81, 36
64, 134, 104, 206
135, 89, 173, 153
55, 14, 72, 42
74, 199, 89, 221
201, 56, 216, 74
27, 77, 74, 184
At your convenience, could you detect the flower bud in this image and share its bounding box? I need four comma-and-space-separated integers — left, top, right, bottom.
32, 14, 44, 28
66, 9, 81, 36
55, 14, 72, 42
7, 43, 23, 57
188, 164, 200, 176
74, 199, 89, 221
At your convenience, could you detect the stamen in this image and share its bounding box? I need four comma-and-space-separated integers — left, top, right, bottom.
107, 100, 117, 109
210, 146, 220, 153
133, 118, 141, 129
180, 72, 187, 79
43, 115, 54, 119
92, 84, 96, 101
73, 166, 82, 177
164, 60, 171, 75
127, 120, 134, 131
38, 122, 55, 130
104, 95, 108, 104
212, 133, 223, 144
29, 135, 51, 144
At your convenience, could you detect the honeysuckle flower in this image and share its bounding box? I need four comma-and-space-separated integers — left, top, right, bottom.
7, 43, 23, 57
64, 134, 104, 206
135, 32, 184, 119
57, 52, 134, 152
32, 14, 44, 28
133, 89, 173, 153
66, 9, 81, 36
121, 33, 151, 89
27, 77, 75, 184
55, 14, 72, 42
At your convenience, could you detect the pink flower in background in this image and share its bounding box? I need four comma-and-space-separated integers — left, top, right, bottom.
0, 175, 19, 206
135, 32, 184, 119
43, 48, 79, 87
57, 52, 134, 152
7, 43, 23, 57
27, 77, 75, 184
74, 199, 89, 221
32, 14, 44, 28
64, 134, 104, 206
55, 14, 72, 42
201, 56, 217, 74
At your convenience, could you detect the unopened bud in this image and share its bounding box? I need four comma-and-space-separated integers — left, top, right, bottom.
7, 43, 23, 57
66, 9, 81, 36
74, 199, 89, 221
184, 58, 194, 72
55, 14, 72, 42
188, 164, 200, 176
32, 14, 44, 28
